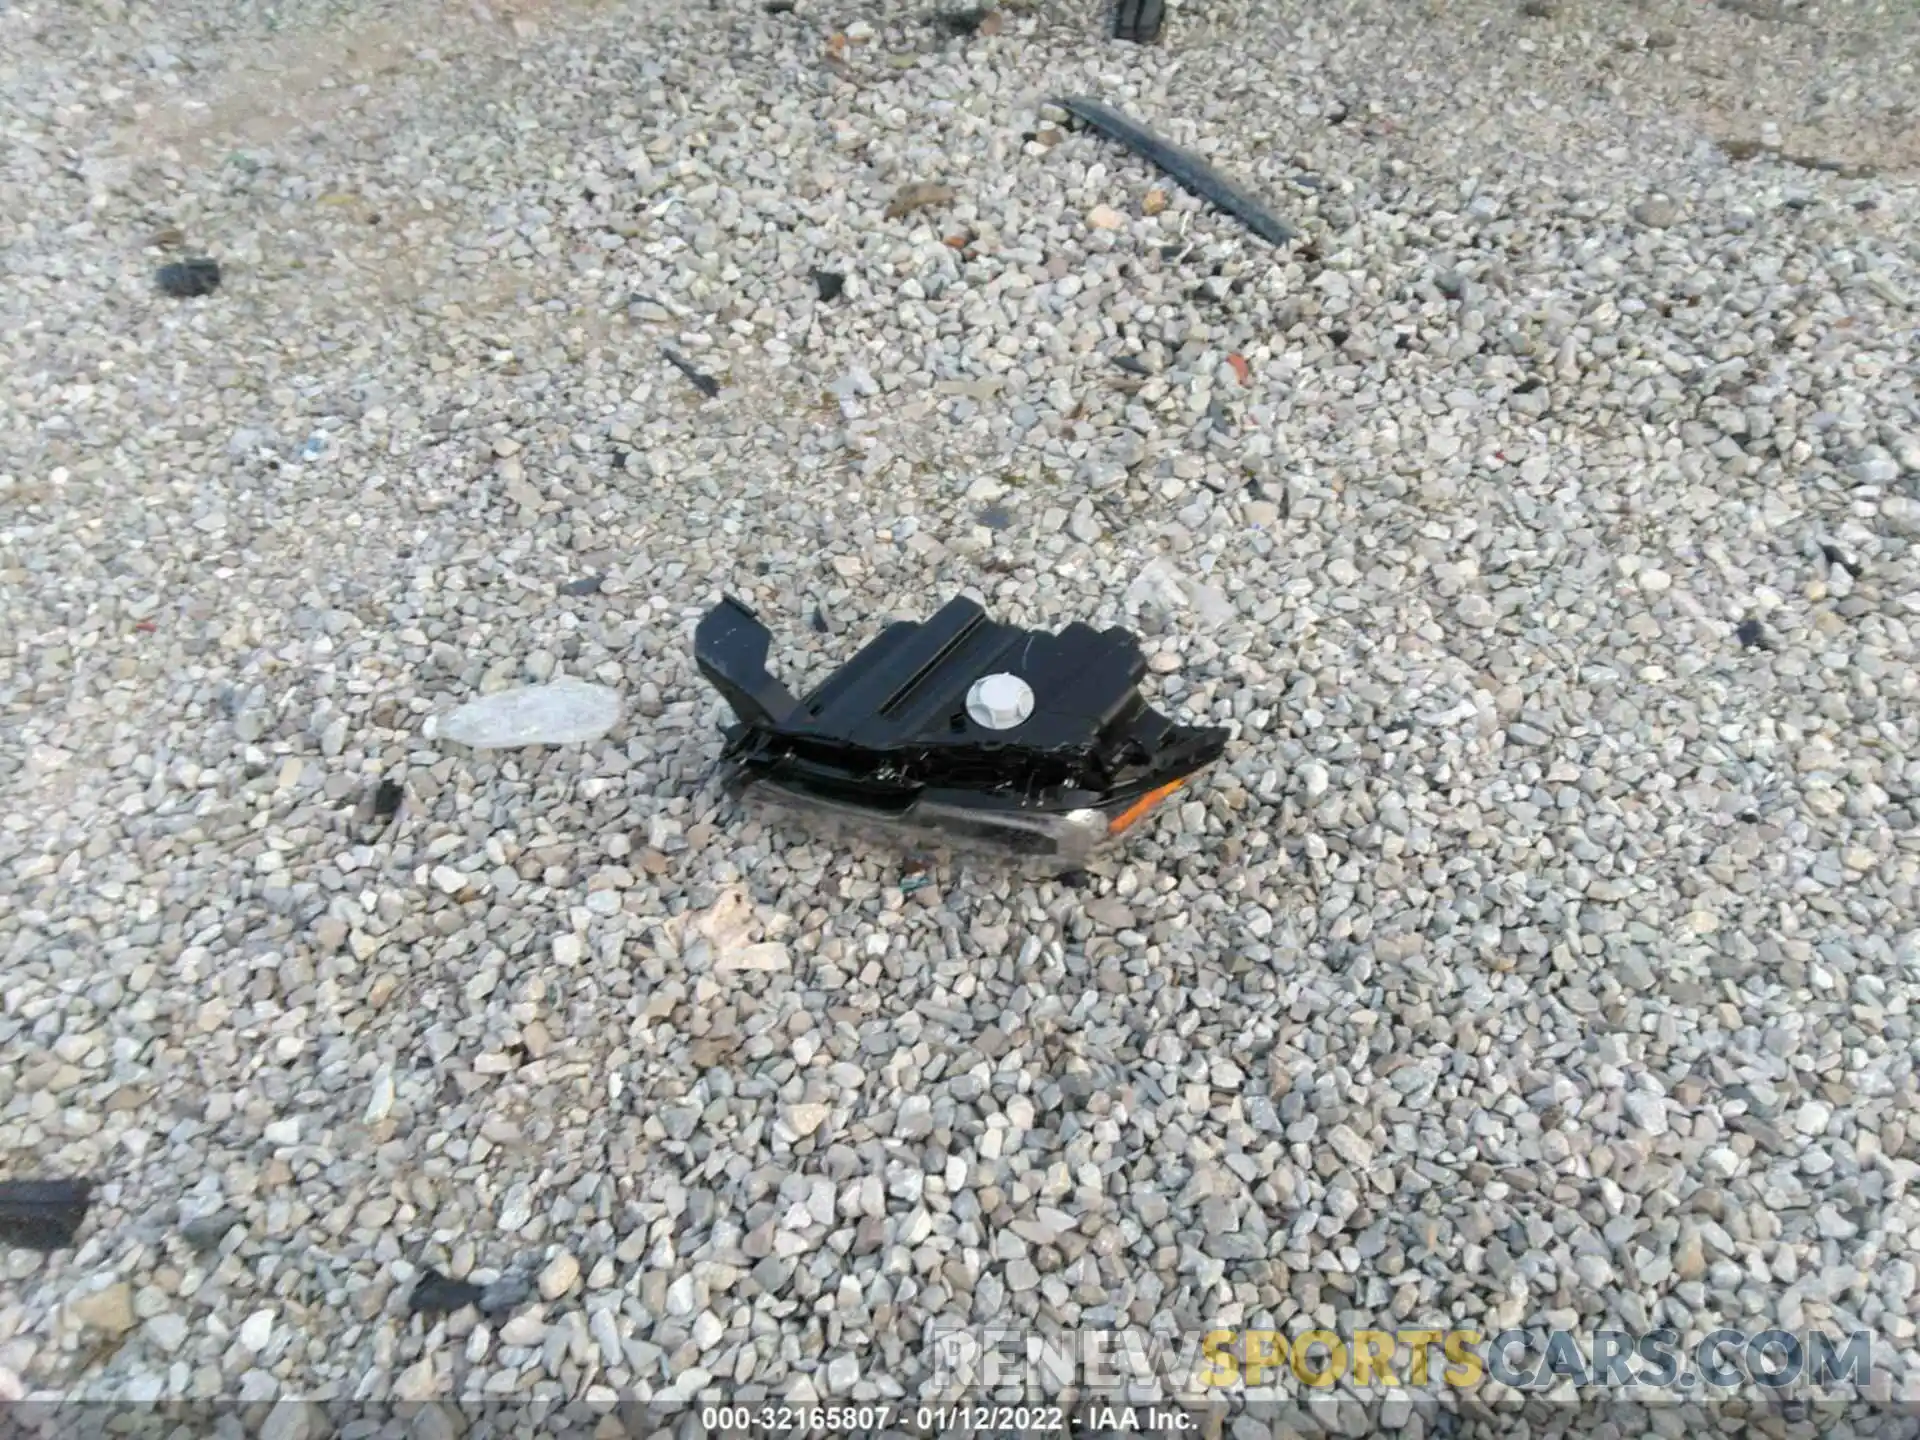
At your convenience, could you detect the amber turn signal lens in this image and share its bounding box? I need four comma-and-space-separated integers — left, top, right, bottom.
1106, 777, 1187, 836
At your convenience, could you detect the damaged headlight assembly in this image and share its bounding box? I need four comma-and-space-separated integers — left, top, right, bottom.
695, 594, 1227, 870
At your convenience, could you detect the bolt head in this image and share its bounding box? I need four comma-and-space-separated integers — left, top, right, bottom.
966, 672, 1035, 730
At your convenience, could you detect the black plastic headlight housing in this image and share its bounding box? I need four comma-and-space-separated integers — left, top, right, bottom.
694, 594, 1228, 871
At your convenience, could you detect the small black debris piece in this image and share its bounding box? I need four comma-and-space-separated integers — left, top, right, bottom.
660, 346, 721, 398
764, 0, 795, 11
0, 1177, 93, 1251
1111, 354, 1151, 376
935, 6, 994, 35
559, 574, 604, 597
477, 1273, 533, 1315
810, 606, 830, 634
1055, 95, 1297, 247
812, 269, 846, 302
1820, 543, 1859, 579
409, 1267, 486, 1317
156, 257, 221, 298
373, 778, 405, 819
1112, 0, 1165, 42
695, 595, 1228, 867
977, 504, 1013, 531
1736, 618, 1767, 649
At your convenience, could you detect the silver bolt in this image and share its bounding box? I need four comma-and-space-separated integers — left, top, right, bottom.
966, 672, 1035, 730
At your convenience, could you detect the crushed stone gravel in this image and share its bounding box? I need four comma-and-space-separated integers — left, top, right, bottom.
2, 0, 1918, 1429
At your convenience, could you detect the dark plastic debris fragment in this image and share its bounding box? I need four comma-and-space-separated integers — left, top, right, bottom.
1736, 618, 1767, 649
478, 1273, 533, 1314
156, 257, 221, 298
660, 346, 720, 398
935, 6, 995, 35
1112, 0, 1165, 42
812, 269, 846, 302
373, 778, 404, 818
1111, 354, 1151, 376
1054, 96, 1297, 247
559, 574, 604, 596
695, 595, 1228, 866
410, 1267, 485, 1317
0, 1177, 93, 1251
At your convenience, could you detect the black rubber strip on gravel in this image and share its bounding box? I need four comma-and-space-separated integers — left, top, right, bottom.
1054, 95, 1299, 247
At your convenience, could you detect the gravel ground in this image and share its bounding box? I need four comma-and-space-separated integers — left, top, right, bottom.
3, 0, 1919, 1431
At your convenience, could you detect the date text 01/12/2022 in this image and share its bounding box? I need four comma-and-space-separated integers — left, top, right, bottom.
700, 1404, 1080, 1435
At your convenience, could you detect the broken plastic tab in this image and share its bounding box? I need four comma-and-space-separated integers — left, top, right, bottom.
695, 595, 1228, 868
